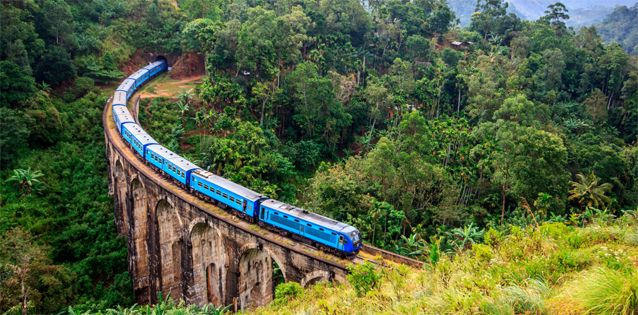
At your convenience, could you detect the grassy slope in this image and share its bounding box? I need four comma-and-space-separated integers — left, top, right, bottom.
251, 214, 638, 315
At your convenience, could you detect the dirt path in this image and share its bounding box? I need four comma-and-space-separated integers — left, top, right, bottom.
137, 74, 204, 99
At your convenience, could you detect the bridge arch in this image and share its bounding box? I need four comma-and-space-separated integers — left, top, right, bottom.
236, 243, 286, 310
189, 221, 228, 306
156, 199, 183, 299
300, 270, 332, 288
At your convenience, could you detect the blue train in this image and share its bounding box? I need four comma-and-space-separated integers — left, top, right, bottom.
111, 59, 362, 257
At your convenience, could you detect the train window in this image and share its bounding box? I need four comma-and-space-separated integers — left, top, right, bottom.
319, 228, 324, 231
198, 182, 203, 187
216, 190, 221, 195
236, 200, 241, 205
229, 196, 235, 202
294, 219, 299, 222
331, 232, 337, 235
204, 184, 208, 189
209, 187, 214, 192
274, 212, 279, 215
222, 193, 228, 198
283, 215, 288, 218
307, 223, 312, 227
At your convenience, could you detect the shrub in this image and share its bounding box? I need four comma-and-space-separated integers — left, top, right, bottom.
347, 262, 381, 297
472, 243, 493, 263
540, 222, 570, 239
429, 238, 441, 265
274, 282, 303, 305
483, 227, 503, 247
569, 268, 638, 315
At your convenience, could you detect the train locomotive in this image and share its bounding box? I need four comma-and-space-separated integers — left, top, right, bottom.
111, 59, 362, 257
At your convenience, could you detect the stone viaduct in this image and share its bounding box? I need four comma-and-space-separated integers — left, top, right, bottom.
102, 55, 421, 309
103, 105, 355, 310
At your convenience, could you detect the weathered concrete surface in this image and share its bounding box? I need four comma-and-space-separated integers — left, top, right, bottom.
104, 101, 350, 309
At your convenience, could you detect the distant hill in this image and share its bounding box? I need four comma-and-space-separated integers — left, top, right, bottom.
598, 3, 638, 54
449, 0, 637, 26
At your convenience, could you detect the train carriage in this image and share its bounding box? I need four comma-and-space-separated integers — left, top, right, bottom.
144, 60, 167, 77
112, 106, 135, 132
259, 199, 362, 254
121, 123, 157, 157
113, 91, 127, 107
128, 68, 151, 89
116, 78, 136, 100
190, 170, 266, 219
145, 144, 199, 186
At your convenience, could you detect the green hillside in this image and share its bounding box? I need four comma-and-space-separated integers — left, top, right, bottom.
252, 216, 638, 314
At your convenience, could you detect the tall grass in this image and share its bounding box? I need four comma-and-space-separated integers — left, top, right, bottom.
248, 219, 638, 315
565, 268, 638, 315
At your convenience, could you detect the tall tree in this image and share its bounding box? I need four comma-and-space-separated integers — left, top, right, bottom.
286, 62, 352, 154
540, 2, 570, 33
470, 0, 521, 43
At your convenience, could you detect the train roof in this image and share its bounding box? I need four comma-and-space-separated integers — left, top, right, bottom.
261, 199, 356, 233
113, 91, 127, 106
113, 106, 135, 124
124, 123, 156, 145
147, 144, 199, 171
117, 78, 135, 93
192, 169, 264, 201
144, 61, 165, 71
147, 144, 178, 160
167, 155, 199, 172
128, 68, 149, 81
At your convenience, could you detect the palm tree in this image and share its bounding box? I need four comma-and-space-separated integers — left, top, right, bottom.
6, 168, 44, 196
568, 172, 613, 209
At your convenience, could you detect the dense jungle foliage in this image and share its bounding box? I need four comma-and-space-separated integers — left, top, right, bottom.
0, 0, 637, 313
